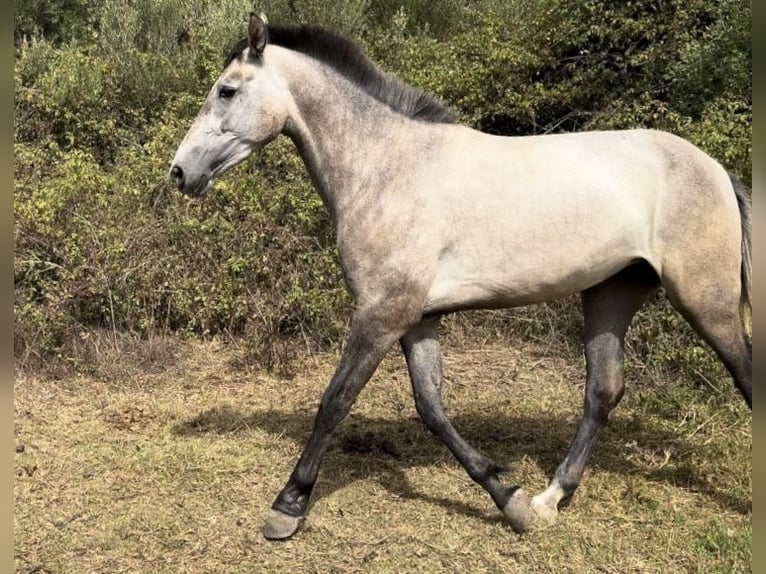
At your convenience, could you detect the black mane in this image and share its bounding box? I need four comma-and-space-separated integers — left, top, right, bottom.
225, 25, 456, 124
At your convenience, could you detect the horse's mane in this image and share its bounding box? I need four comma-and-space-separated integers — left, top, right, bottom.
225, 25, 456, 124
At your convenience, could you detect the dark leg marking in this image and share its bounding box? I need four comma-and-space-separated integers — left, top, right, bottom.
264, 311, 404, 540
543, 265, 659, 509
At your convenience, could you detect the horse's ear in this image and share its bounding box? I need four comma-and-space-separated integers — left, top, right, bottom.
248, 12, 269, 59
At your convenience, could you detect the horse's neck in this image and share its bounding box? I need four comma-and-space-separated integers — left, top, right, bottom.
278, 51, 416, 220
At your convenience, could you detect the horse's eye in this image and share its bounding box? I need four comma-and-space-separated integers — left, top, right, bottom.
218, 85, 237, 100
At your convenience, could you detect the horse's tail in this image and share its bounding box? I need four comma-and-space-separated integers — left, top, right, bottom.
729, 172, 752, 336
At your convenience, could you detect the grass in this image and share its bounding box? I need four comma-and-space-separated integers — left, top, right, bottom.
14, 338, 751, 573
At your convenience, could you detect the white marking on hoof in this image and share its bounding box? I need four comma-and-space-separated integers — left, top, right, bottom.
502, 488, 537, 533
503, 488, 560, 533
530, 483, 563, 526
530, 497, 558, 525
262, 509, 304, 540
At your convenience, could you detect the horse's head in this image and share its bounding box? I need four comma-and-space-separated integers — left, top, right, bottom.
169, 13, 288, 197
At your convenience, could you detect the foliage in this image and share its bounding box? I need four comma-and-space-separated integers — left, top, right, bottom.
14, 0, 751, 373
14, 0, 103, 45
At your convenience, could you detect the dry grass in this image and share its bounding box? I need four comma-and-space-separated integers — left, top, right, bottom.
14, 338, 751, 573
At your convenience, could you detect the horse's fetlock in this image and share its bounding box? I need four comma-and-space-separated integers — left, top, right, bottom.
272, 497, 307, 518
275, 484, 312, 517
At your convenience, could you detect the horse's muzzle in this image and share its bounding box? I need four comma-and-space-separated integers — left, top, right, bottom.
169, 164, 185, 189
169, 164, 211, 198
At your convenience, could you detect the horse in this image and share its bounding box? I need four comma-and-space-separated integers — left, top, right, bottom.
169, 13, 752, 540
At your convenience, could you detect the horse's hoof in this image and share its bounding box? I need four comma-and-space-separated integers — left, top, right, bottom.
530, 498, 558, 526
262, 509, 304, 540
503, 488, 557, 533
502, 488, 537, 533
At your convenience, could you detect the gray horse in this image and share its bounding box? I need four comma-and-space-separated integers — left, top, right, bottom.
170, 13, 752, 540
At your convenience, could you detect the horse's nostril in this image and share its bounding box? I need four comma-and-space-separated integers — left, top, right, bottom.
170, 165, 185, 187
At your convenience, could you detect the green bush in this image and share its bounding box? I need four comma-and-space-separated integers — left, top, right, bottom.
14, 0, 751, 375
14, 0, 103, 45
14, 117, 349, 371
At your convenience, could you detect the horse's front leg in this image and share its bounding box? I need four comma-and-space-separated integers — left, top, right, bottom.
263, 308, 407, 540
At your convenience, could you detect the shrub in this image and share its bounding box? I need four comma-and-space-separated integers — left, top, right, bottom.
14, 0, 751, 376
14, 0, 103, 45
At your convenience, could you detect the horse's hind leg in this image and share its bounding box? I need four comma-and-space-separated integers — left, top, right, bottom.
401, 318, 515, 515
663, 260, 752, 408
522, 264, 659, 525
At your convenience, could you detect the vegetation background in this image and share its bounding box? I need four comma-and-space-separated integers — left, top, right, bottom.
13, 2, 752, 572
14, 0, 751, 377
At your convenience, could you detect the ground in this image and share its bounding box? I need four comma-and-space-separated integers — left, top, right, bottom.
14, 339, 751, 573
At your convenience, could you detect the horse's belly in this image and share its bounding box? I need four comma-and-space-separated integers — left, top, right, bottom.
423, 233, 647, 314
